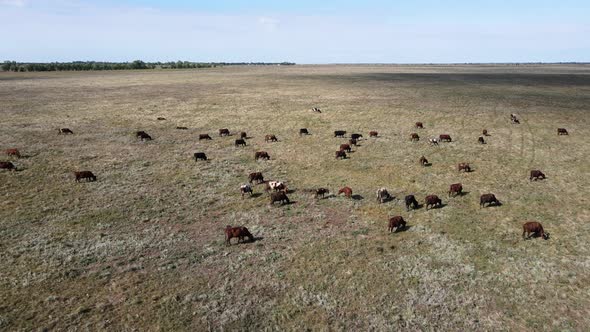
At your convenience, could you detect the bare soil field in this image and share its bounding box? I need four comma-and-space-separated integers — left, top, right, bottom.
1, 64, 590, 331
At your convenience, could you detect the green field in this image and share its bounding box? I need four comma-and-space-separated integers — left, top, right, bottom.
1, 64, 590, 330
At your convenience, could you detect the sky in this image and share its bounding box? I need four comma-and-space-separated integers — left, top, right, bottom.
0, 0, 589, 63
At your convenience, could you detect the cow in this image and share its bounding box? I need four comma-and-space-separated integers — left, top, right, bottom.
530, 170, 546, 181
58, 128, 73, 135
311, 107, 322, 113
299, 128, 309, 136
388, 216, 406, 233
405, 195, 419, 211
338, 187, 352, 198
315, 188, 329, 198
349, 138, 358, 146
219, 128, 230, 136
266, 181, 287, 192
235, 139, 247, 147
270, 192, 290, 205
458, 163, 471, 172
557, 128, 568, 135
510, 113, 517, 120
254, 151, 270, 161
5, 149, 21, 158
157, 117, 166, 120
74, 171, 96, 182
512, 118, 520, 124
482, 129, 489, 136
265, 135, 278, 142
0, 161, 16, 171
137, 132, 152, 141
240, 132, 248, 139
448, 183, 463, 197
419, 156, 429, 166
240, 184, 253, 198
334, 130, 346, 138
415, 122, 424, 129
199, 134, 212, 140
376, 188, 391, 203
439, 134, 452, 142
369, 131, 378, 137
478, 136, 486, 144
339, 144, 352, 152
425, 195, 442, 210
351, 133, 363, 140
480, 194, 500, 208
429, 138, 439, 146
248, 172, 264, 184
522, 221, 549, 240
225, 225, 254, 245
176, 126, 188, 130
194, 152, 207, 161
410, 133, 420, 141
335, 150, 347, 159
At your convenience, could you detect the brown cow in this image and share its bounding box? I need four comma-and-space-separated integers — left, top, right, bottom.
425, 195, 442, 210
255, 151, 270, 160
419, 156, 429, 166
74, 171, 96, 182
219, 128, 230, 136
388, 216, 406, 233
58, 128, 73, 135
482, 129, 489, 136
439, 134, 452, 142
530, 170, 546, 181
480, 194, 500, 208
199, 134, 212, 140
248, 172, 264, 184
338, 187, 352, 198
349, 138, 358, 146
415, 122, 424, 129
240, 132, 248, 139
522, 221, 549, 240
410, 133, 420, 141
339, 144, 352, 152
0, 161, 16, 171
157, 117, 166, 120
458, 163, 471, 172
335, 150, 347, 159
369, 131, 378, 137
270, 192, 290, 205
265, 134, 278, 142
448, 183, 463, 197
235, 139, 246, 147
5, 149, 21, 158
315, 188, 329, 198
266, 181, 287, 193
557, 128, 568, 135
225, 225, 254, 245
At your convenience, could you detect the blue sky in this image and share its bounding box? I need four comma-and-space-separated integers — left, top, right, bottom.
1, 0, 588, 63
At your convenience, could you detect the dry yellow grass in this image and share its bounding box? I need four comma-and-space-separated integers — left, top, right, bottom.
1, 64, 590, 330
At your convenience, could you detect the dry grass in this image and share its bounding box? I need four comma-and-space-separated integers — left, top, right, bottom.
1, 64, 590, 331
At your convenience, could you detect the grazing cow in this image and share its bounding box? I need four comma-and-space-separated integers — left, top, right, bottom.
425, 195, 442, 210
557, 128, 568, 135
199, 134, 212, 140
482, 129, 488, 136
388, 216, 406, 233
429, 138, 439, 146
315, 188, 329, 198
335, 150, 347, 159
74, 171, 96, 182
225, 225, 254, 245
369, 131, 378, 137
266, 181, 287, 192
510, 113, 517, 120
349, 138, 358, 146
439, 134, 452, 142
338, 187, 352, 198
0, 161, 16, 171
299, 128, 309, 136
351, 133, 363, 140
5, 149, 21, 158
339, 144, 352, 152
419, 156, 429, 166
376, 188, 391, 203
334, 130, 346, 138
235, 139, 247, 147
270, 192, 290, 205
480, 194, 500, 208
176, 126, 188, 130
137, 131, 152, 141
219, 128, 230, 136
448, 183, 463, 197
478, 136, 486, 144
240, 184, 253, 198
405, 195, 419, 211
157, 117, 166, 120
254, 151, 270, 161
512, 118, 520, 124
194, 152, 207, 161
410, 133, 420, 141
415, 122, 424, 129
522, 221, 549, 240
458, 163, 471, 172
248, 172, 264, 184
240, 132, 248, 139
265, 134, 278, 142
530, 170, 546, 181
58, 128, 73, 135
311, 107, 322, 113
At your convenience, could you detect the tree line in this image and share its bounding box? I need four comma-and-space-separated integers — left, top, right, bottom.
1, 60, 296, 72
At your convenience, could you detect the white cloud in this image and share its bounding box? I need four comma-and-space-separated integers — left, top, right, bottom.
0, 0, 27, 7
258, 17, 280, 31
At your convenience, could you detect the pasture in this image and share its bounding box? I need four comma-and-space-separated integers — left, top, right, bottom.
1, 64, 590, 330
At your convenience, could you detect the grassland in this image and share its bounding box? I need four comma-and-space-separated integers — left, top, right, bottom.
1, 64, 590, 331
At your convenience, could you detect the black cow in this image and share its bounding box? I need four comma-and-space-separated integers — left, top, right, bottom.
194, 152, 207, 161
405, 195, 419, 211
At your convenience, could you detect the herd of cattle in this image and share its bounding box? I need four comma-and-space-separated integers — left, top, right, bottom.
0, 111, 568, 245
